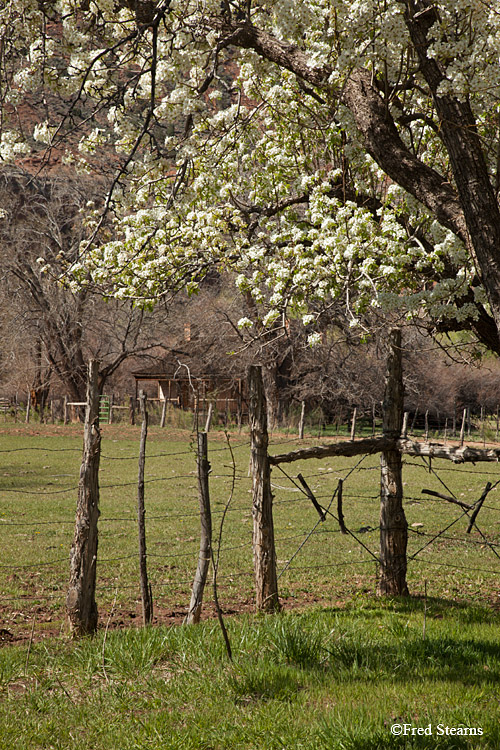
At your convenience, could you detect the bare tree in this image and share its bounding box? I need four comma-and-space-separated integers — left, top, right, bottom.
0, 167, 171, 403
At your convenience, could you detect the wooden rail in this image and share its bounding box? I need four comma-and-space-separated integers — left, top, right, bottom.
270, 436, 500, 466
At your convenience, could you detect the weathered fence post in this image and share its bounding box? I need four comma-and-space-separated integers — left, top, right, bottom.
298, 400, 306, 439
204, 403, 213, 433
350, 407, 357, 441
378, 329, 409, 596
160, 396, 167, 428
25, 392, 31, 424
137, 391, 153, 625
249, 365, 280, 612
186, 432, 212, 624
402, 411, 409, 438
460, 408, 467, 446
129, 396, 136, 426
66, 360, 101, 636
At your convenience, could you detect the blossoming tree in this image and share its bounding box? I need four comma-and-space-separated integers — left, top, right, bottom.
4, 0, 500, 601
1, 0, 500, 356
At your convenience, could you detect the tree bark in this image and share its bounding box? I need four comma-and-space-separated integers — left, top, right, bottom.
185, 432, 212, 624
137, 391, 153, 626
249, 365, 280, 612
66, 360, 101, 636
401, 1, 500, 335
378, 329, 409, 596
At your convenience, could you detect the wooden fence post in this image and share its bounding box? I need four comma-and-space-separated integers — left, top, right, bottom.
160, 397, 167, 428
129, 396, 136, 426
25, 392, 31, 424
249, 365, 280, 612
204, 403, 213, 433
186, 432, 212, 624
350, 407, 357, 441
137, 392, 153, 625
402, 411, 409, 438
378, 329, 409, 597
66, 360, 101, 636
298, 400, 306, 439
460, 408, 467, 446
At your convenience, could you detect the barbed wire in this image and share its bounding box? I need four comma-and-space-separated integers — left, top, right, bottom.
4, 428, 500, 627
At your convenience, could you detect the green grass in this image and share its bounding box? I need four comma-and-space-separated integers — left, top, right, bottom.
1, 424, 500, 747
1, 421, 500, 639
0, 601, 500, 748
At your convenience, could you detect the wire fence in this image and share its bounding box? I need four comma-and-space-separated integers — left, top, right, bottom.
1, 424, 500, 640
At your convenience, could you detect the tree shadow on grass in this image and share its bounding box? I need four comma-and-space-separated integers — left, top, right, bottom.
326, 594, 498, 623
324, 634, 500, 686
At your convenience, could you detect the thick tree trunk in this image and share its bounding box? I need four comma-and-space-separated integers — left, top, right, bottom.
193, 14, 500, 349
66, 360, 101, 636
378, 330, 409, 596
402, 3, 500, 336
249, 365, 280, 612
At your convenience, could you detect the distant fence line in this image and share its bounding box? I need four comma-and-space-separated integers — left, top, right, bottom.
2, 385, 500, 443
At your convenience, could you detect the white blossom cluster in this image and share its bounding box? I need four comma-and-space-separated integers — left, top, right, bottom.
1, 0, 498, 339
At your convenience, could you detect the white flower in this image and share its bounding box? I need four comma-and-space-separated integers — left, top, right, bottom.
262, 310, 280, 327
307, 332, 322, 347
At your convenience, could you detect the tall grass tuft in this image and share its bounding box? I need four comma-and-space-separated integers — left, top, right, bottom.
267, 615, 326, 668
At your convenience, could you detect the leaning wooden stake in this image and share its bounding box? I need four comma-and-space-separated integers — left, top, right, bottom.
137, 391, 153, 625
337, 478, 347, 534
66, 360, 101, 636
186, 432, 212, 624
249, 365, 280, 612
298, 400, 306, 439
160, 397, 167, 428
466, 482, 492, 534
204, 403, 213, 433
378, 329, 409, 597
350, 408, 357, 441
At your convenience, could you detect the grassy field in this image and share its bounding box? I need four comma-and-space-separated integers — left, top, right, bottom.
1, 422, 500, 747
1, 600, 500, 748
1, 421, 500, 639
